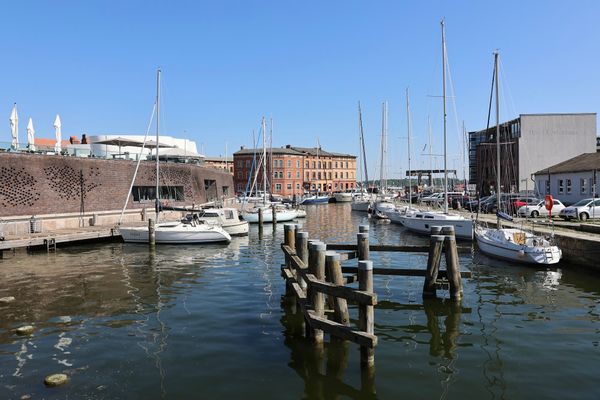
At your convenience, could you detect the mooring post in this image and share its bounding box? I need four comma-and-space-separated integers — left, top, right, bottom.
272, 206, 277, 225
357, 231, 370, 261
442, 226, 463, 300
359, 224, 369, 234
423, 226, 444, 298
358, 260, 375, 366
295, 231, 309, 290
258, 207, 264, 232
283, 224, 297, 298
308, 241, 326, 343
148, 218, 156, 246
326, 251, 350, 326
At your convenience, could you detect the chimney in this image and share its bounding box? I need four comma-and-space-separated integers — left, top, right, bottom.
286, 144, 291, 149
240, 145, 245, 150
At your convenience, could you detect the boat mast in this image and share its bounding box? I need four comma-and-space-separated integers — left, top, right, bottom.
155, 68, 161, 221
358, 102, 369, 190
262, 117, 267, 204
495, 51, 501, 228
406, 88, 412, 207
441, 19, 448, 214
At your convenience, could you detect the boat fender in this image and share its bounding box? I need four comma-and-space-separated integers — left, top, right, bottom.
518, 249, 525, 258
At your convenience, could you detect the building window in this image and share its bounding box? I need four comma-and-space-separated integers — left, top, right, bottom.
306, 161, 309, 168
275, 184, 281, 191
222, 186, 229, 196
558, 179, 564, 194
287, 171, 291, 178
287, 183, 292, 190
296, 172, 300, 178
204, 180, 218, 201
237, 171, 242, 179
581, 178, 587, 194
328, 161, 332, 169
335, 162, 338, 168
312, 172, 316, 179
345, 172, 349, 179
132, 186, 184, 202
318, 161, 321, 169
297, 160, 300, 168
306, 172, 309, 180
296, 183, 300, 190
328, 172, 331, 179
566, 179, 572, 194
312, 161, 316, 168
237, 161, 242, 168
335, 183, 338, 189
245, 160, 250, 167
288, 160, 291, 167
318, 172, 321, 180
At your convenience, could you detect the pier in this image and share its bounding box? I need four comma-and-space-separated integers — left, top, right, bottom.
280, 223, 471, 395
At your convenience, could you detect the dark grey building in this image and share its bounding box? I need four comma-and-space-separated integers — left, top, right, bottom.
469, 113, 597, 195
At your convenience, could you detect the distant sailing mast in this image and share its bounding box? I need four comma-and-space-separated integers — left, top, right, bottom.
406, 88, 412, 206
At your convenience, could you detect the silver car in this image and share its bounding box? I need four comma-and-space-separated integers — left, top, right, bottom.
518, 199, 565, 218
559, 198, 600, 221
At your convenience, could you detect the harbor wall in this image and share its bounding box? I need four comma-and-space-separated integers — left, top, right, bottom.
0, 153, 234, 218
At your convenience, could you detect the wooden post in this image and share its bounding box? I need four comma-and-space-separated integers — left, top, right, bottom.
258, 207, 264, 232
357, 232, 370, 261
283, 224, 297, 299
326, 251, 350, 326
272, 206, 277, 225
358, 260, 375, 366
442, 226, 463, 300
295, 231, 309, 290
148, 218, 156, 246
359, 224, 369, 234
423, 234, 445, 298
310, 242, 327, 343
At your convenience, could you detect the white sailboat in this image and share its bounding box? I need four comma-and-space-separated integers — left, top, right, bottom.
120, 69, 231, 244
189, 207, 249, 236
474, 52, 561, 264
398, 20, 473, 240
371, 101, 392, 219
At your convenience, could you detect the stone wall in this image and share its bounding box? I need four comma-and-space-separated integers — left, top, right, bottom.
0, 153, 234, 217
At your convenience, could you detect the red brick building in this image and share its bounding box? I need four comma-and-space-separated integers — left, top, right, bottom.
233, 145, 356, 197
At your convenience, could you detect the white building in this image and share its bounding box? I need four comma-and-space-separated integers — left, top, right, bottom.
533, 152, 600, 205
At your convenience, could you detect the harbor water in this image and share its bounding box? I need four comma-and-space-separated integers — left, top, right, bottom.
0, 203, 599, 399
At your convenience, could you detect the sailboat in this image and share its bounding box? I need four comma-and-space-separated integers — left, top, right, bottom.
398, 20, 474, 240
474, 52, 561, 264
119, 69, 231, 244
240, 117, 298, 223
351, 102, 372, 212
371, 101, 394, 219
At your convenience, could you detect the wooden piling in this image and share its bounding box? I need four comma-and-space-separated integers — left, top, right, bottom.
272, 206, 277, 225
283, 224, 297, 298
258, 208, 264, 231
357, 232, 370, 261
442, 226, 463, 300
148, 218, 156, 246
309, 242, 327, 343
358, 260, 375, 366
326, 252, 350, 326
422, 234, 445, 298
359, 224, 369, 234
296, 231, 309, 290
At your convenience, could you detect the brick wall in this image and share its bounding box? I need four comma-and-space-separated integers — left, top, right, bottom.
0, 153, 234, 217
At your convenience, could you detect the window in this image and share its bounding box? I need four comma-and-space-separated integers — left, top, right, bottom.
305, 161, 309, 168
558, 179, 564, 194
275, 184, 281, 191
273, 160, 278, 168
335, 162, 338, 168
287, 171, 291, 178
296, 160, 300, 168
581, 178, 588, 194
318, 172, 321, 179
345, 172, 349, 179
345, 162, 348, 168
328, 172, 331, 179
296, 172, 300, 178
237, 161, 242, 168
566, 179, 572, 194
306, 172, 309, 180
222, 186, 229, 196
312, 161, 316, 168
335, 172, 338, 179
318, 161, 321, 169
335, 183, 338, 189
328, 161, 331, 169
237, 171, 242, 179
288, 160, 291, 167
312, 172, 316, 179
287, 183, 292, 190
204, 179, 218, 201
132, 186, 185, 202
296, 183, 300, 190
245, 160, 250, 167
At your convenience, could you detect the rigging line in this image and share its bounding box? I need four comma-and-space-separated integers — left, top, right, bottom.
498, 58, 518, 121
445, 45, 467, 180
118, 102, 157, 225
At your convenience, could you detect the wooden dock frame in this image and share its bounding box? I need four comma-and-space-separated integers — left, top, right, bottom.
281, 223, 471, 374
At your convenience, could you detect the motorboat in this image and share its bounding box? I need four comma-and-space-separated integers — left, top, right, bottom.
399, 211, 474, 240
300, 194, 329, 205
189, 207, 249, 236
333, 192, 353, 202
241, 205, 298, 223
120, 221, 231, 244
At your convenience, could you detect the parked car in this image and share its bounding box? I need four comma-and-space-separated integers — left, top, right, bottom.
559, 198, 600, 221
508, 197, 539, 215
421, 192, 444, 204
465, 195, 491, 211
517, 199, 565, 217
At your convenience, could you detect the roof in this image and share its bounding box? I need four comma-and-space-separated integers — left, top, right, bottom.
234, 147, 305, 156
533, 152, 600, 175
234, 145, 355, 158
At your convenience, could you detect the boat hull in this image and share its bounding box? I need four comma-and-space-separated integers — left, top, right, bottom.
399, 213, 474, 240
333, 193, 353, 202
241, 209, 298, 223
120, 223, 231, 244
300, 196, 330, 205
351, 200, 370, 212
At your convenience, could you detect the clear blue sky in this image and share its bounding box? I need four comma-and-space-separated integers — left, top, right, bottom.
2, 0, 599, 179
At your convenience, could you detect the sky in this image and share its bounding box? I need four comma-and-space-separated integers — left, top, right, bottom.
1, 0, 599, 179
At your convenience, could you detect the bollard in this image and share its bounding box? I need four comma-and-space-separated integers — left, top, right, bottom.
326, 252, 349, 326
272, 206, 277, 225
358, 260, 375, 367
357, 232, 370, 261
444, 234, 463, 300
359, 224, 370, 234
258, 208, 264, 231
423, 234, 445, 298
295, 231, 309, 290
148, 218, 156, 246
284, 224, 297, 250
